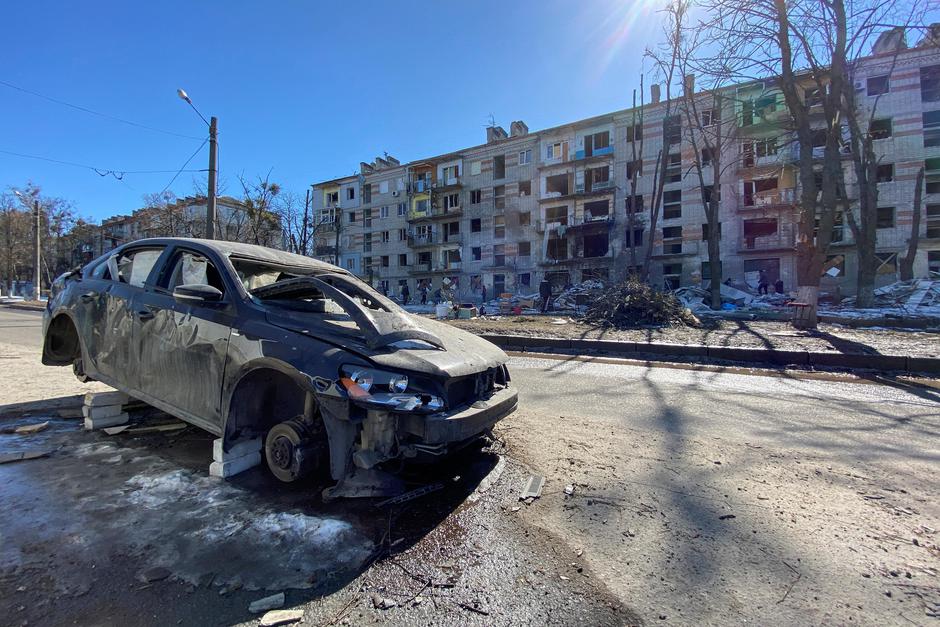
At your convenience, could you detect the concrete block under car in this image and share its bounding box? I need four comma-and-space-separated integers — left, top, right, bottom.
209, 452, 262, 478
84, 391, 130, 407
84, 412, 129, 431
212, 437, 261, 462
82, 404, 124, 420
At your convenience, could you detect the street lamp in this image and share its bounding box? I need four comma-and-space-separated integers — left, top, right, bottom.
14, 190, 41, 301
177, 88, 218, 240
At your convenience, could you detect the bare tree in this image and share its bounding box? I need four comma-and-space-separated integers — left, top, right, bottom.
899, 165, 925, 281
236, 172, 284, 247
625, 82, 647, 275
141, 191, 197, 238
280, 189, 335, 256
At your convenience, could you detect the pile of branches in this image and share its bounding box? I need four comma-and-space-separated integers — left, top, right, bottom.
582, 279, 699, 328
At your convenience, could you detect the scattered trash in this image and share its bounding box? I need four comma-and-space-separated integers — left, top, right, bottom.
14, 421, 50, 435
564, 484, 575, 496
249, 592, 286, 613
520, 475, 545, 500
0, 449, 51, 464
584, 279, 699, 328
371, 594, 398, 610
375, 482, 444, 508
259, 609, 304, 626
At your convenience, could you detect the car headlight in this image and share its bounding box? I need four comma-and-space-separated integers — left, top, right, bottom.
346, 369, 374, 393
339, 365, 439, 413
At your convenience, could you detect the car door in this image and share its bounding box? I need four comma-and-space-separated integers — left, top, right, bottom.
132, 245, 235, 430
88, 245, 168, 385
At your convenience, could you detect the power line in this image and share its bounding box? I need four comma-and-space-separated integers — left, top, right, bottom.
0, 78, 204, 141
0, 147, 207, 180
160, 138, 209, 195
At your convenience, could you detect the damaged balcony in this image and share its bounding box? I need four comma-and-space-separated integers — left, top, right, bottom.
738, 218, 797, 253
567, 200, 614, 233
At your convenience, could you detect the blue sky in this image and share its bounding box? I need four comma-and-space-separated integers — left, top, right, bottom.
1, 0, 665, 221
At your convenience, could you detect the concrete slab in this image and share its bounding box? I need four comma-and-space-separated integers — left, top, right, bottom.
209, 452, 261, 478
84, 391, 130, 407
83, 412, 129, 431
82, 404, 124, 420
212, 437, 262, 463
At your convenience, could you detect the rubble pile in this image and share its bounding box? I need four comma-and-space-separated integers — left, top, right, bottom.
583, 279, 699, 328
673, 284, 761, 313
837, 279, 940, 315
552, 280, 606, 311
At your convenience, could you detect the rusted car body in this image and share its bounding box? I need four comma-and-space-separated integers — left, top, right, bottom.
42, 238, 516, 497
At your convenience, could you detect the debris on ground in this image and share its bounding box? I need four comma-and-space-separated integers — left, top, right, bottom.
139, 566, 171, 582
249, 592, 286, 613
834, 279, 940, 318
552, 280, 607, 312
13, 421, 50, 435
520, 475, 545, 500
371, 594, 398, 610
0, 449, 51, 464
259, 609, 304, 626
583, 279, 699, 328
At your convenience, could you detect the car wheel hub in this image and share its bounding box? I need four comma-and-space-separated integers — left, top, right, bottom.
271, 435, 294, 470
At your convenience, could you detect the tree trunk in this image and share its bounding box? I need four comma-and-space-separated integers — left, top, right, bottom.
793, 285, 819, 329
900, 166, 925, 281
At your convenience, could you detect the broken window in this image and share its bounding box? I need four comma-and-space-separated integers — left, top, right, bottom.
472, 247, 482, 261
704, 185, 720, 205
701, 261, 721, 281
381, 231, 390, 243
663, 190, 682, 220
494, 185, 506, 210
625, 195, 644, 213
493, 244, 506, 266
519, 211, 531, 226
867, 75, 889, 96
701, 147, 715, 166
665, 153, 682, 183
663, 115, 681, 145
493, 155, 506, 179
924, 111, 940, 147
493, 274, 506, 295
547, 237, 568, 261
471, 189, 482, 204
470, 161, 482, 176
626, 124, 642, 142
742, 218, 778, 249
663, 263, 682, 288
876, 252, 897, 274
545, 174, 569, 197
346, 187, 356, 201
583, 199, 610, 221
444, 249, 461, 269
381, 256, 389, 267
415, 199, 430, 214
662, 226, 682, 254
583, 233, 609, 257
869, 118, 892, 140
928, 205, 940, 238
545, 206, 568, 225
444, 221, 460, 241
519, 180, 532, 196
471, 218, 481, 232
517, 272, 531, 288
326, 190, 339, 205
626, 228, 644, 247
399, 254, 408, 266
584, 131, 610, 156
346, 211, 355, 223
876, 206, 895, 229
442, 164, 460, 181
444, 193, 460, 211
364, 184, 372, 204
398, 228, 407, 241
626, 160, 643, 180
494, 215, 505, 238
518, 241, 531, 256
876, 164, 894, 183
921, 65, 940, 102
804, 86, 824, 107
701, 108, 720, 127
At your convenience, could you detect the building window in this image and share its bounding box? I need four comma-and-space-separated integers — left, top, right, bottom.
927, 204, 940, 238
347, 211, 355, 223
665, 153, 682, 183
519, 149, 532, 165
397, 202, 406, 216
472, 246, 482, 261
626, 124, 642, 141
929, 251, 940, 274
493, 274, 506, 295
364, 208, 373, 227
625, 195, 644, 213
626, 160, 643, 180
471, 189, 482, 204
379, 180, 389, 194
921, 65, 940, 102
326, 190, 339, 205
704, 185, 720, 204
519, 180, 531, 196
924, 111, 940, 148
664, 115, 681, 144
804, 86, 824, 107
494, 215, 505, 238
869, 118, 892, 140
363, 184, 372, 204
518, 241, 531, 256
701, 147, 715, 166
876, 164, 894, 183
381, 256, 389, 267
381, 231, 390, 243
545, 142, 565, 160
442, 164, 460, 180
494, 185, 506, 210
346, 187, 356, 200
493, 244, 505, 266
663, 263, 682, 288
626, 228, 644, 247
470, 161, 482, 176
415, 199, 429, 214
701, 261, 722, 281
444, 193, 460, 210
517, 272, 531, 288
379, 206, 389, 218
928, 181, 940, 194
519, 211, 531, 226
493, 155, 506, 179
867, 75, 889, 96
876, 252, 897, 273
927, 157, 940, 174
701, 108, 720, 127
471, 218, 481, 232
398, 228, 407, 241
584, 130, 610, 156
399, 254, 408, 266
663, 225, 682, 239
876, 207, 895, 229
346, 258, 355, 270
663, 190, 682, 219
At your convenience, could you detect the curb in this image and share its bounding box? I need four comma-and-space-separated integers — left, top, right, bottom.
480, 334, 940, 375
1, 303, 46, 313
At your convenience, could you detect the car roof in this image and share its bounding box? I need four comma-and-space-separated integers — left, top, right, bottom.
126, 238, 347, 274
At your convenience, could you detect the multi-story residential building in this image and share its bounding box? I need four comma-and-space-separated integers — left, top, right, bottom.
311, 35, 940, 303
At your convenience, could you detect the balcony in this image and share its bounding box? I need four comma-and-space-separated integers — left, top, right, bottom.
738, 228, 797, 253
741, 188, 797, 210
433, 176, 462, 190
408, 206, 464, 222
407, 232, 463, 247
566, 214, 614, 233
408, 180, 432, 194
315, 244, 336, 256
572, 146, 614, 161
652, 240, 701, 259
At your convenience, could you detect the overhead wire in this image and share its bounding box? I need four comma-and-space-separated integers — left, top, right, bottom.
0, 147, 207, 180
0, 78, 204, 141
160, 138, 209, 195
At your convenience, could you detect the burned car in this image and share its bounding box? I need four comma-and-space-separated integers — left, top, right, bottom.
42, 238, 516, 498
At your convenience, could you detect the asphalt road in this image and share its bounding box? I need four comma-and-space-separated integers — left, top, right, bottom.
1, 306, 938, 625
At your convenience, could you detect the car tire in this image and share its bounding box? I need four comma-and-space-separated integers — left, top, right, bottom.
72, 357, 91, 383
264, 419, 320, 483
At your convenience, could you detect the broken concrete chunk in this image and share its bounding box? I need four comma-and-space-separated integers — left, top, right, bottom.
248, 592, 285, 614
209, 452, 261, 479
82, 404, 124, 420
371, 594, 398, 610
520, 475, 545, 500
84, 412, 129, 431
83, 391, 130, 407
212, 436, 261, 463
0, 450, 51, 464
259, 609, 304, 626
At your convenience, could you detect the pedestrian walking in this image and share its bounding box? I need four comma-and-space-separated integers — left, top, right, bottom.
481, 284, 487, 304
539, 279, 552, 313
758, 270, 769, 296
401, 282, 410, 304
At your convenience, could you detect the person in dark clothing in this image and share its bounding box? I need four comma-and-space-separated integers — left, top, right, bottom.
419, 281, 428, 305
757, 270, 769, 295
481, 284, 487, 304
539, 279, 553, 313
774, 278, 784, 295
401, 283, 410, 304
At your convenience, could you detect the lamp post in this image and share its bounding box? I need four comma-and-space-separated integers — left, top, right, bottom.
177, 88, 218, 240
14, 190, 41, 301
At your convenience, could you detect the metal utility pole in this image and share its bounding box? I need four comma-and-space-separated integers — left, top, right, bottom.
177, 88, 218, 239
33, 199, 40, 301
207, 116, 218, 240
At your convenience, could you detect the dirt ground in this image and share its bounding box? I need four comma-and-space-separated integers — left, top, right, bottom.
443, 316, 940, 357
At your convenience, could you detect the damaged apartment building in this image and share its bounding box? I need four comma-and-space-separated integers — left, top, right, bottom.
311, 35, 940, 302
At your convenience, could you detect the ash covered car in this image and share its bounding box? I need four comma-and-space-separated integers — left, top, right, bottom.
42, 238, 516, 498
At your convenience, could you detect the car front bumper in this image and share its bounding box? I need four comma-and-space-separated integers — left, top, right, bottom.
398, 385, 517, 444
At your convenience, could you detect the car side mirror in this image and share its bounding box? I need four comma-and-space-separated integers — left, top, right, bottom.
173, 283, 224, 303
